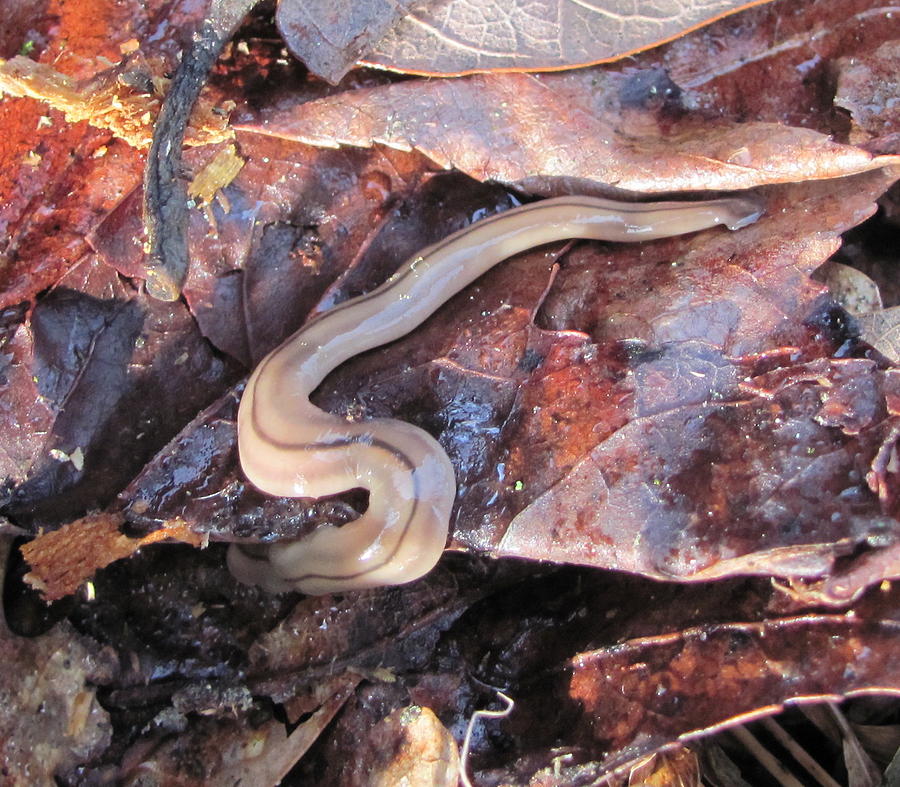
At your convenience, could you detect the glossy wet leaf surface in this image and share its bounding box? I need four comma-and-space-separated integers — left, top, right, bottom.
1, 0, 899, 783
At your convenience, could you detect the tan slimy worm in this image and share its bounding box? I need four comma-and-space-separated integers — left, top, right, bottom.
229, 194, 762, 594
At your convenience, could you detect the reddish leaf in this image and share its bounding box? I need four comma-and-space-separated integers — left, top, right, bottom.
0, 112, 142, 309
556, 593, 900, 780
484, 175, 900, 595
1, 0, 900, 783
0, 0, 211, 308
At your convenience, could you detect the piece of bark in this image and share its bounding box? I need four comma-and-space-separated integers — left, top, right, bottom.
22, 512, 203, 601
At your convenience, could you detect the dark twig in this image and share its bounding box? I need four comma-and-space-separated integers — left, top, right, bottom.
142, 0, 259, 300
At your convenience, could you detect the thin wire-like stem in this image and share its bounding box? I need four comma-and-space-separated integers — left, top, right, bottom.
459, 690, 515, 787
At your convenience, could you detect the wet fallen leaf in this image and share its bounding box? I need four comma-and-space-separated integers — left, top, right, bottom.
298, 573, 900, 785
836, 40, 900, 145
1, 0, 899, 784
0, 262, 240, 527
485, 171, 900, 593
0, 0, 195, 308
564, 611, 900, 776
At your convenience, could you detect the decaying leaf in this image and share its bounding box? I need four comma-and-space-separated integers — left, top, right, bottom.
0, 103, 142, 307
277, 0, 776, 82
836, 40, 900, 145
1, 0, 899, 783
0, 0, 209, 308
564, 610, 900, 776
0, 55, 234, 149
109, 167, 900, 607
297, 573, 900, 785
236, 70, 896, 193
482, 169, 900, 595
858, 308, 900, 365
0, 264, 240, 528
816, 261, 883, 316
22, 511, 203, 602
276, 0, 420, 84
119, 679, 358, 785
0, 539, 115, 784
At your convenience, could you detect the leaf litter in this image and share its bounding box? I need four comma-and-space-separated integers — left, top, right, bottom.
278, 0, 777, 83
1, 0, 900, 783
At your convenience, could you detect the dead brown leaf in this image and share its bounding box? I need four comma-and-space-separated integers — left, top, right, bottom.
1, 0, 900, 783
836, 41, 900, 145
237, 69, 897, 193
276, 0, 419, 84
858, 308, 900, 365
0, 0, 203, 307
278, 0, 775, 82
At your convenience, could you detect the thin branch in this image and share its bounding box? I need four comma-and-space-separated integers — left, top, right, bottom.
142, 0, 259, 300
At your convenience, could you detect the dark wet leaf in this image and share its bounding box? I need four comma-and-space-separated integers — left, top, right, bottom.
295, 573, 900, 785
0, 540, 116, 783
836, 41, 900, 145
1, 262, 239, 527
1, 0, 899, 783
112, 168, 900, 607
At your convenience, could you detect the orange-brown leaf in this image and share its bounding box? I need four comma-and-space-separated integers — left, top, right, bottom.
237, 70, 898, 193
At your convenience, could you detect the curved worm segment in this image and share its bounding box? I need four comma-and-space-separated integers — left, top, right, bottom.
230, 194, 763, 594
